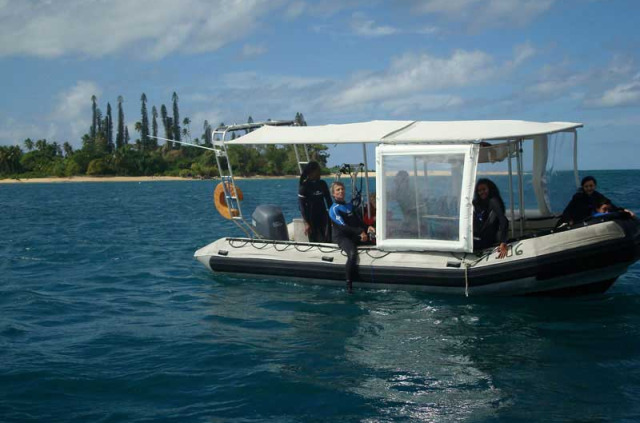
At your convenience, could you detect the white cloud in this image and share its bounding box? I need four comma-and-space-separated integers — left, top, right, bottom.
585, 75, 640, 108
0, 0, 282, 59
380, 94, 465, 116
405, 0, 555, 29
350, 13, 398, 37
331, 47, 531, 108
52, 81, 101, 121
46, 80, 102, 144
241, 43, 268, 58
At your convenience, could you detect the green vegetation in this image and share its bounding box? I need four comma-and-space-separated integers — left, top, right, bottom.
0, 94, 328, 179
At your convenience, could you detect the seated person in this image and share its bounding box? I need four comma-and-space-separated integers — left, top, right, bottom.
591, 198, 635, 219
392, 171, 418, 221
473, 179, 509, 259
362, 192, 376, 228
329, 181, 375, 293
592, 200, 613, 218
559, 176, 631, 225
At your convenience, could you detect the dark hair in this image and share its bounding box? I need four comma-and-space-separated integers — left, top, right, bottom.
299, 161, 321, 186
595, 197, 611, 208
581, 176, 597, 188
474, 178, 506, 213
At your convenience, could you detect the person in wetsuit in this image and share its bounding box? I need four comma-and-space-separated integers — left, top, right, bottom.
298, 161, 332, 243
329, 181, 375, 293
473, 178, 509, 258
559, 176, 625, 225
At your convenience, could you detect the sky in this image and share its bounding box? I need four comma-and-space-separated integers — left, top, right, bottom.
1, 0, 639, 169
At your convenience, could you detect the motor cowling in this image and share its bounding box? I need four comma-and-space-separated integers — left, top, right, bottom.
251, 205, 288, 240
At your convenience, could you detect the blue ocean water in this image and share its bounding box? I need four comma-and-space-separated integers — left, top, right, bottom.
1, 171, 640, 422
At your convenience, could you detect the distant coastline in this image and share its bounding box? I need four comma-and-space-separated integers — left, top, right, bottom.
0, 171, 523, 184
0, 175, 300, 184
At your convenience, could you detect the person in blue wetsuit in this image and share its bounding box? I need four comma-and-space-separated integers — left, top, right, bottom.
298, 161, 332, 243
329, 181, 375, 293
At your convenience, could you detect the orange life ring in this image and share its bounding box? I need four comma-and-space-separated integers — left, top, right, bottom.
214, 182, 243, 219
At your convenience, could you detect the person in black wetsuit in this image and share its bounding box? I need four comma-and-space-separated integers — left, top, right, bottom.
298, 161, 332, 243
559, 176, 633, 225
473, 178, 509, 258
329, 181, 375, 293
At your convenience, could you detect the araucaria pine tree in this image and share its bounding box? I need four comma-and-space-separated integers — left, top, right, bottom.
172, 92, 181, 145
151, 105, 158, 142
116, 96, 125, 149
140, 93, 150, 150
105, 103, 114, 152
91, 95, 98, 139
160, 104, 173, 149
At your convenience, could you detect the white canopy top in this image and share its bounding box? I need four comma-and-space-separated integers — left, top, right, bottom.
226, 120, 583, 145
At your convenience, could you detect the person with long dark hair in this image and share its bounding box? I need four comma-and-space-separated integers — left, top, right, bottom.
473, 178, 509, 258
298, 161, 332, 243
559, 176, 628, 225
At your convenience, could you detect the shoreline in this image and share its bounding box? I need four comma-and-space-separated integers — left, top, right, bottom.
0, 170, 523, 184
0, 175, 301, 184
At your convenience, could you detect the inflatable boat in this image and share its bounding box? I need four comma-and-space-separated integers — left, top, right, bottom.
193, 120, 640, 296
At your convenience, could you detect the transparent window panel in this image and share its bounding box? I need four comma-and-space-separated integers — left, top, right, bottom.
383, 153, 464, 242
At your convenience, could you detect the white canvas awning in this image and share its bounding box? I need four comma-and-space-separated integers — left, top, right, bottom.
226, 120, 583, 145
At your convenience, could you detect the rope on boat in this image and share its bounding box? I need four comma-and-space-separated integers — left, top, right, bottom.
464, 262, 470, 297
457, 250, 492, 298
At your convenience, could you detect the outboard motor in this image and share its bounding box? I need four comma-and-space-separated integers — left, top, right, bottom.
251, 205, 288, 240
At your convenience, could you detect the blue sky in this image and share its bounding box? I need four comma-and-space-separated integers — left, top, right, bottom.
1, 0, 639, 169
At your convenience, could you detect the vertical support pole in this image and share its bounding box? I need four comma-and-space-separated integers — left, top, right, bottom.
303, 144, 310, 162
362, 143, 371, 220
507, 141, 515, 239
293, 144, 303, 174
573, 129, 579, 188
413, 156, 421, 238
516, 139, 525, 237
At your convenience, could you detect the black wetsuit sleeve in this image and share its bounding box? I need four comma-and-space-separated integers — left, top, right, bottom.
561, 193, 580, 223
321, 181, 333, 209
298, 183, 310, 222
490, 198, 509, 244
594, 191, 619, 211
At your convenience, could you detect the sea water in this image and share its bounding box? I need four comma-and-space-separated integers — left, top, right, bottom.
1, 171, 640, 422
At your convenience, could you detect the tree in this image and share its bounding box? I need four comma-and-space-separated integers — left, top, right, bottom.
247, 115, 255, 133
294, 112, 307, 126
23, 138, 34, 151
116, 96, 125, 149
172, 92, 181, 144
182, 117, 191, 141
63, 142, 74, 157
105, 103, 114, 152
134, 121, 143, 146
125, 126, 130, 145
151, 105, 158, 138
202, 120, 212, 147
91, 95, 98, 139
160, 104, 173, 149
0, 145, 23, 175
140, 93, 150, 150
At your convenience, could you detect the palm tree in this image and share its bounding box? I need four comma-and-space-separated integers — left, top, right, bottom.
182, 117, 191, 141
23, 138, 34, 151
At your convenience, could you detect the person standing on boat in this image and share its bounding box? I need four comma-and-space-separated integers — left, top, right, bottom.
559, 176, 628, 225
473, 179, 509, 258
298, 161, 333, 243
329, 181, 375, 293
